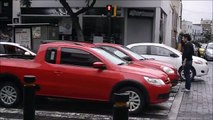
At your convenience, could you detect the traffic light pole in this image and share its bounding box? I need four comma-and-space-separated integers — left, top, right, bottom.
107, 12, 112, 43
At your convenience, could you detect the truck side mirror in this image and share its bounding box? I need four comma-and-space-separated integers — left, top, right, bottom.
93, 62, 106, 70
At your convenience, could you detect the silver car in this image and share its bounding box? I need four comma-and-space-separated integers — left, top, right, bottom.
204, 42, 213, 61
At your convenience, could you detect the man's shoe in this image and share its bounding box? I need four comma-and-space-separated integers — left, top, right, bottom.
184, 89, 190, 92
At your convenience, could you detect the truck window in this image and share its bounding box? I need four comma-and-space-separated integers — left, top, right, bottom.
60, 48, 100, 67
45, 48, 57, 64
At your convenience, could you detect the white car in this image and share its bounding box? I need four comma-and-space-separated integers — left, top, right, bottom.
204, 42, 213, 61
0, 42, 36, 56
127, 43, 209, 80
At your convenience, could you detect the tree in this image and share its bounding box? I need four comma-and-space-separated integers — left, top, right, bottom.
21, 0, 96, 41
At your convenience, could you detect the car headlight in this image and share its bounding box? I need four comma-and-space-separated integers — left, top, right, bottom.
161, 66, 175, 74
144, 76, 165, 86
193, 60, 203, 64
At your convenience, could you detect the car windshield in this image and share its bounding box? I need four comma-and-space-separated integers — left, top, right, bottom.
207, 43, 213, 49
120, 46, 145, 60
91, 48, 127, 65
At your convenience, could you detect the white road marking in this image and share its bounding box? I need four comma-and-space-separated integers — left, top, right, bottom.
0, 108, 112, 119
0, 118, 22, 120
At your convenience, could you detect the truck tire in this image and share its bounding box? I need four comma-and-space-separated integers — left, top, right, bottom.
118, 87, 146, 114
0, 82, 22, 108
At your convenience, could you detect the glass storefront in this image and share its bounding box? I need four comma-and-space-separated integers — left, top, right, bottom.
82, 7, 124, 44
83, 17, 124, 44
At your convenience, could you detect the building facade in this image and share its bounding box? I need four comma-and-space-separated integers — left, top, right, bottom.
201, 19, 212, 34
182, 20, 204, 41
182, 20, 193, 35
192, 24, 203, 41
0, 0, 12, 41
9, 0, 181, 51
170, 0, 182, 48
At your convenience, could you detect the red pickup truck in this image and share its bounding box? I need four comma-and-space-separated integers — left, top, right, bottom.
0, 42, 171, 114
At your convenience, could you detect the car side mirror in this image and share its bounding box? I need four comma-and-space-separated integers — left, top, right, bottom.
93, 62, 106, 70
24, 52, 31, 56
170, 53, 178, 58
123, 56, 132, 61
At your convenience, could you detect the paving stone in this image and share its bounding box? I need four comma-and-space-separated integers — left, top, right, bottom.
177, 62, 213, 120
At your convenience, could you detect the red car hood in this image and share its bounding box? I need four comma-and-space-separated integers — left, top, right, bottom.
118, 64, 169, 81
135, 59, 176, 70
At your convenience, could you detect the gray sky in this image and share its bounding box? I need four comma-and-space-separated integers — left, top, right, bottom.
182, 0, 213, 24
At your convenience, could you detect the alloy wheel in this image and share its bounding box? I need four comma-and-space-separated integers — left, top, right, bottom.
0, 86, 17, 105
125, 90, 141, 112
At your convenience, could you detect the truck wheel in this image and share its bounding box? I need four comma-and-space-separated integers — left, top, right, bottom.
0, 82, 22, 108
118, 87, 146, 114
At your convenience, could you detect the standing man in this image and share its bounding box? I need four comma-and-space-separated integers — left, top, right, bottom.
182, 34, 194, 92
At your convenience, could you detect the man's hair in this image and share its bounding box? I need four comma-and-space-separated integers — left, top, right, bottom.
183, 34, 191, 41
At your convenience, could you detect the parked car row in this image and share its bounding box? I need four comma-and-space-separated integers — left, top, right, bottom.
204, 42, 213, 61
0, 41, 209, 114
94, 43, 179, 86
0, 41, 173, 114
189, 41, 213, 61
126, 43, 209, 81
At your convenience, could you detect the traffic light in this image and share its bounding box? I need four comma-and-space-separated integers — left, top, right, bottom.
106, 4, 112, 17
106, 4, 112, 12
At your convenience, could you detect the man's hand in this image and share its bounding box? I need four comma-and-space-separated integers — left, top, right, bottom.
182, 61, 186, 66
182, 59, 187, 66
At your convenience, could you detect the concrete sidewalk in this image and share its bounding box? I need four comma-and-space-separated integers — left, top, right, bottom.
177, 63, 213, 120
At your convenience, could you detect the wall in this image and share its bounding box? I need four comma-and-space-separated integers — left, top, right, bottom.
161, 0, 172, 46
182, 20, 193, 35
30, 0, 162, 8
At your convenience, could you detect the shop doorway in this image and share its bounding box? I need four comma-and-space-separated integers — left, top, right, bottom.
83, 16, 124, 44
127, 17, 153, 45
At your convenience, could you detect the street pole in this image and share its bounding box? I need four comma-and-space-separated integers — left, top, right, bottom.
113, 93, 129, 120
107, 12, 112, 43
23, 75, 37, 120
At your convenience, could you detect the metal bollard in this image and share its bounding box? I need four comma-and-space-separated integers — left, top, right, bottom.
23, 75, 37, 120
113, 93, 129, 120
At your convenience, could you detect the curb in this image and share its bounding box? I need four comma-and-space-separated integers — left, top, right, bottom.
167, 82, 184, 120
